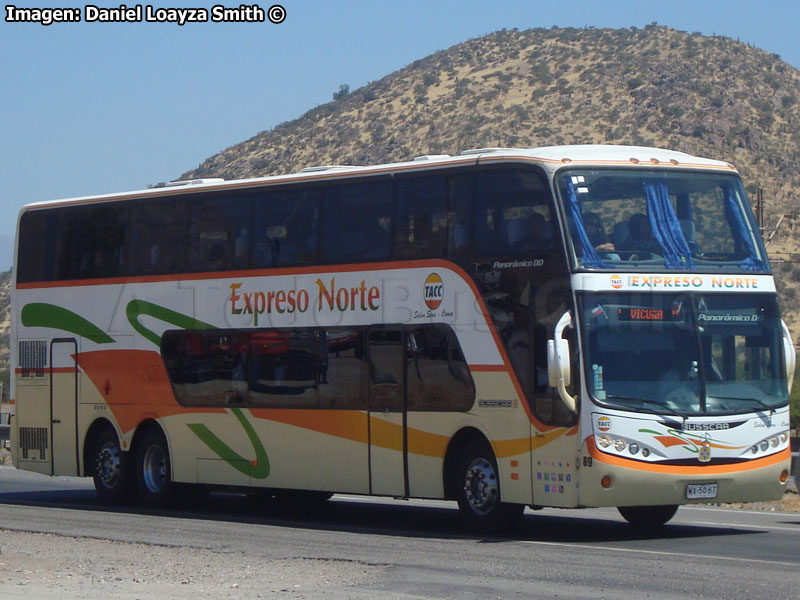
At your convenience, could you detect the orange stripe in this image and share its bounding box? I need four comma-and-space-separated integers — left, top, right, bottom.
587, 436, 790, 475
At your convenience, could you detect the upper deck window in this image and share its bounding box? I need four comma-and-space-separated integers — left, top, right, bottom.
555, 169, 768, 273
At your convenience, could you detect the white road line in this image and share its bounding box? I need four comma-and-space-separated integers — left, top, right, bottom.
675, 519, 800, 532
518, 540, 799, 567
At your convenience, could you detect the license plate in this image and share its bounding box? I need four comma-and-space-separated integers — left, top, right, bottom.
686, 483, 718, 499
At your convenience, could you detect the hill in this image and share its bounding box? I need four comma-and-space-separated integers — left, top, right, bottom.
181, 24, 800, 331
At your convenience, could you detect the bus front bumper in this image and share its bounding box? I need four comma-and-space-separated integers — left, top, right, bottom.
578, 440, 790, 507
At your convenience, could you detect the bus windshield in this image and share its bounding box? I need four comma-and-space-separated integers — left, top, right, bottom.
556, 169, 768, 272
579, 292, 788, 416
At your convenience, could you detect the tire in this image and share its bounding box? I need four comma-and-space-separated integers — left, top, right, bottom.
618, 504, 679, 528
90, 426, 135, 505
136, 427, 176, 507
455, 439, 523, 533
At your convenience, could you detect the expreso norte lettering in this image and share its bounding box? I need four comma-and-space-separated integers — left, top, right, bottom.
230, 279, 380, 325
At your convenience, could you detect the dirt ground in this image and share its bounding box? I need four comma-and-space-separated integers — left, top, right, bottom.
0, 530, 384, 599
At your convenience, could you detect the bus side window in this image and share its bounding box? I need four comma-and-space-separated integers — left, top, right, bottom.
129, 198, 190, 275
406, 324, 475, 411
394, 175, 448, 260
475, 168, 553, 259
254, 188, 320, 268
446, 173, 474, 261
188, 193, 252, 273
322, 180, 392, 264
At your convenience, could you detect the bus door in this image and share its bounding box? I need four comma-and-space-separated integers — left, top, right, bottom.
367, 327, 408, 497
50, 338, 79, 476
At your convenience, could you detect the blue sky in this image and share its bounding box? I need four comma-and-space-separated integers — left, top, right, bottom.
2, 0, 799, 270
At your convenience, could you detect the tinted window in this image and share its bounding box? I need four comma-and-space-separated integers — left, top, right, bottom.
395, 176, 447, 259
323, 180, 392, 263
319, 328, 367, 409
162, 324, 472, 412
446, 174, 474, 259
17, 210, 57, 283
189, 193, 252, 272
475, 169, 554, 258
407, 324, 475, 411
254, 188, 320, 267
55, 204, 128, 280
129, 198, 189, 275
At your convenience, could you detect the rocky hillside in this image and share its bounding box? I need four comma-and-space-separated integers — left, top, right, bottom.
184, 25, 800, 204
181, 24, 800, 331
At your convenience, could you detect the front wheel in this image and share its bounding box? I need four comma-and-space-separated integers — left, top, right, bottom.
136, 427, 176, 507
455, 440, 523, 533
91, 427, 134, 505
618, 504, 678, 528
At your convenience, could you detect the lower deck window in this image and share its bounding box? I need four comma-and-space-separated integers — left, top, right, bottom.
161, 324, 474, 411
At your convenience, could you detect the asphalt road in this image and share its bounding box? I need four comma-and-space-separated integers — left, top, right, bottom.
1, 466, 799, 599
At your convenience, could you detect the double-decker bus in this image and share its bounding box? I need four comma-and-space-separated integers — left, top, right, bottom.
9, 145, 794, 531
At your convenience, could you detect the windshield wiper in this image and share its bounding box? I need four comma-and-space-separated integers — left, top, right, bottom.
603, 394, 689, 421
707, 394, 775, 415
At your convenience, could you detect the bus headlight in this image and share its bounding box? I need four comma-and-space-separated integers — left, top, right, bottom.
598, 435, 612, 448
614, 439, 626, 452
628, 443, 639, 455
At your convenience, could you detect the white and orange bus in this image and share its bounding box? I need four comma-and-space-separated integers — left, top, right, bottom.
9, 145, 794, 530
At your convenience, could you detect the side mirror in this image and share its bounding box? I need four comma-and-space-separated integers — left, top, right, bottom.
548, 311, 577, 413
547, 337, 571, 388
781, 320, 796, 393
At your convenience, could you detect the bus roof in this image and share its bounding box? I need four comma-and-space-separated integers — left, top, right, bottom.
20, 144, 737, 211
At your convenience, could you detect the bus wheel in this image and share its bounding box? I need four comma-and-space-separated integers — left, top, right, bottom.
455, 440, 523, 532
618, 504, 678, 528
136, 427, 175, 507
91, 427, 134, 505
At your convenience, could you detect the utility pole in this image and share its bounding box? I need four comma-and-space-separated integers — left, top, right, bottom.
757, 186, 765, 238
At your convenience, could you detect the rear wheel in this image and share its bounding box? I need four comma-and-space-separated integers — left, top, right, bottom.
91, 427, 134, 505
618, 504, 678, 528
136, 427, 176, 507
455, 439, 523, 532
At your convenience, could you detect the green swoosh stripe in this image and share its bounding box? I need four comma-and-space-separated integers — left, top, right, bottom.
126, 299, 216, 346
21, 303, 114, 343
188, 408, 270, 479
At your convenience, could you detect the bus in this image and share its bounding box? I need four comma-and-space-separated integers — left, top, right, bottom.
9, 145, 794, 531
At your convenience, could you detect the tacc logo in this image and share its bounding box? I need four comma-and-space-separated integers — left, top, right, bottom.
597, 416, 612, 432
424, 273, 444, 310
610, 275, 623, 289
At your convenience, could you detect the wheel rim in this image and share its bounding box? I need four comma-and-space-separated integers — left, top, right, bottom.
463, 457, 499, 515
142, 443, 167, 494
96, 441, 121, 489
